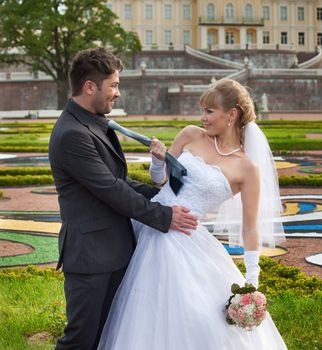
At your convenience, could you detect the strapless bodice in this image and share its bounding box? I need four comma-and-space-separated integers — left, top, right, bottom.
152, 150, 233, 217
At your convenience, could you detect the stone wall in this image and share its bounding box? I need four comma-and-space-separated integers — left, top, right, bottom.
0, 50, 321, 114
1, 74, 321, 114
117, 74, 213, 115
131, 50, 302, 69
212, 50, 298, 68
130, 51, 222, 69
251, 78, 322, 111
0, 81, 57, 110
166, 77, 322, 115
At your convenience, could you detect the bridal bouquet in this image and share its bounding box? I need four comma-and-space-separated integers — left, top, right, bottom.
225, 283, 267, 331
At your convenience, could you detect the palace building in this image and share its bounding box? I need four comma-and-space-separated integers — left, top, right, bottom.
106, 0, 322, 52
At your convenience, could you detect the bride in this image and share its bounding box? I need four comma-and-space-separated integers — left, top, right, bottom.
97, 79, 288, 349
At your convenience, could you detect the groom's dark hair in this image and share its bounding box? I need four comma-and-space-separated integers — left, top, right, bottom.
69, 47, 123, 96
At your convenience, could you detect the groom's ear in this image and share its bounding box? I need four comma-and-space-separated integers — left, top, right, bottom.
83, 80, 96, 96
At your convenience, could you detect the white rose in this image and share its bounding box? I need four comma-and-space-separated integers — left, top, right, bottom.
243, 304, 255, 315
231, 294, 241, 305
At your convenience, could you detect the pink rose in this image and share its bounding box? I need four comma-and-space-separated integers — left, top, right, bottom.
236, 308, 246, 321
240, 293, 252, 306
253, 291, 267, 306
254, 307, 266, 320
228, 306, 237, 319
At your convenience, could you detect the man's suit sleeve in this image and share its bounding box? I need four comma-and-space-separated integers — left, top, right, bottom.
126, 176, 159, 200
60, 129, 172, 233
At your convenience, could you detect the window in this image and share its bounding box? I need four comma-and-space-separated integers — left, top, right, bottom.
124, 4, 131, 19
263, 31, 270, 44
281, 32, 288, 44
297, 7, 304, 21
145, 4, 152, 19
183, 4, 191, 20
247, 32, 253, 44
225, 31, 234, 44
145, 30, 153, 45
225, 3, 234, 20
164, 30, 172, 45
183, 30, 191, 45
207, 3, 215, 20
106, 3, 112, 10
298, 32, 305, 45
245, 4, 253, 20
164, 4, 172, 20
318, 33, 322, 45
317, 8, 322, 20
207, 32, 215, 46
263, 6, 270, 20
280, 6, 287, 20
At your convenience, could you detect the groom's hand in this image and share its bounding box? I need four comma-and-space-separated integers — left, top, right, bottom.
170, 205, 198, 235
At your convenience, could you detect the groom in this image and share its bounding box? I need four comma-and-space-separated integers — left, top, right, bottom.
49, 47, 197, 350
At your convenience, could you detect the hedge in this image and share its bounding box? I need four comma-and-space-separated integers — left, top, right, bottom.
0, 175, 54, 186
279, 174, 322, 187
0, 146, 49, 152
236, 256, 322, 297
0, 167, 52, 176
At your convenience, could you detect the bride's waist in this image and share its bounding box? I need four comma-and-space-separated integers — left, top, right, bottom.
152, 196, 204, 218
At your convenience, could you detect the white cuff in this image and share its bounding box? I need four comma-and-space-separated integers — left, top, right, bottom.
244, 250, 260, 288
149, 155, 166, 184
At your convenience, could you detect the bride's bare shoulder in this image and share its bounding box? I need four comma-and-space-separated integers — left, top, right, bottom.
240, 155, 259, 179
170, 125, 204, 155
180, 125, 204, 139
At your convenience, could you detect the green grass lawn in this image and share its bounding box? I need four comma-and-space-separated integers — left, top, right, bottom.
0, 258, 321, 349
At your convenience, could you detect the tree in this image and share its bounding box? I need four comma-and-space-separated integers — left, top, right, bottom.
0, 0, 141, 109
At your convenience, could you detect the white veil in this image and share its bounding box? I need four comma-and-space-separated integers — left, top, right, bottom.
213, 122, 285, 248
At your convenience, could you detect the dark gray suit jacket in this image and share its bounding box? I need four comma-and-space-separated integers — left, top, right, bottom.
49, 99, 172, 274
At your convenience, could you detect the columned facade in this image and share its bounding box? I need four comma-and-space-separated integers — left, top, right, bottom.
106, 0, 322, 52
105, 0, 322, 51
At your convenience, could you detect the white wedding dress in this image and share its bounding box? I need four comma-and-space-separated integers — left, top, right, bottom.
98, 150, 287, 350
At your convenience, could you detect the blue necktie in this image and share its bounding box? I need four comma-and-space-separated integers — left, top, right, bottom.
108, 120, 187, 195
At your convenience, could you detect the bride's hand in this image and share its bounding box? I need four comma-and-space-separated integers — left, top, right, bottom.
150, 137, 166, 161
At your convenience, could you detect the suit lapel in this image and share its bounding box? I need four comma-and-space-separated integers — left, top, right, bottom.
65, 100, 125, 164
88, 122, 125, 164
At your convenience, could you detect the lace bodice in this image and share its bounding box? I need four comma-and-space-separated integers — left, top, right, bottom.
152, 149, 233, 217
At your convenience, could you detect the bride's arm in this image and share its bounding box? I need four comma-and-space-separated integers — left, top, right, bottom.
149, 125, 202, 185
240, 161, 261, 287
240, 160, 260, 249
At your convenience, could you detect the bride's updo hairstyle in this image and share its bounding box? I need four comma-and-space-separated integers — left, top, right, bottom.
200, 78, 257, 147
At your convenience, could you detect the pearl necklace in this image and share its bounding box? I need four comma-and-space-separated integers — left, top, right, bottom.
214, 137, 241, 156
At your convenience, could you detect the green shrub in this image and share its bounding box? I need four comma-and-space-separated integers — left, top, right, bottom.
0, 265, 63, 280
279, 174, 322, 187
0, 145, 48, 152
128, 170, 153, 185
236, 256, 322, 297
0, 127, 51, 134
0, 167, 52, 176
0, 190, 3, 199
269, 139, 322, 151
0, 175, 54, 186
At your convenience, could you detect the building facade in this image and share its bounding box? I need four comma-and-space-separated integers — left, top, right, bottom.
106, 0, 322, 51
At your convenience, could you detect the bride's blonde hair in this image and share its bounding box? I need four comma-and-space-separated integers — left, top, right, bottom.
200, 79, 257, 146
